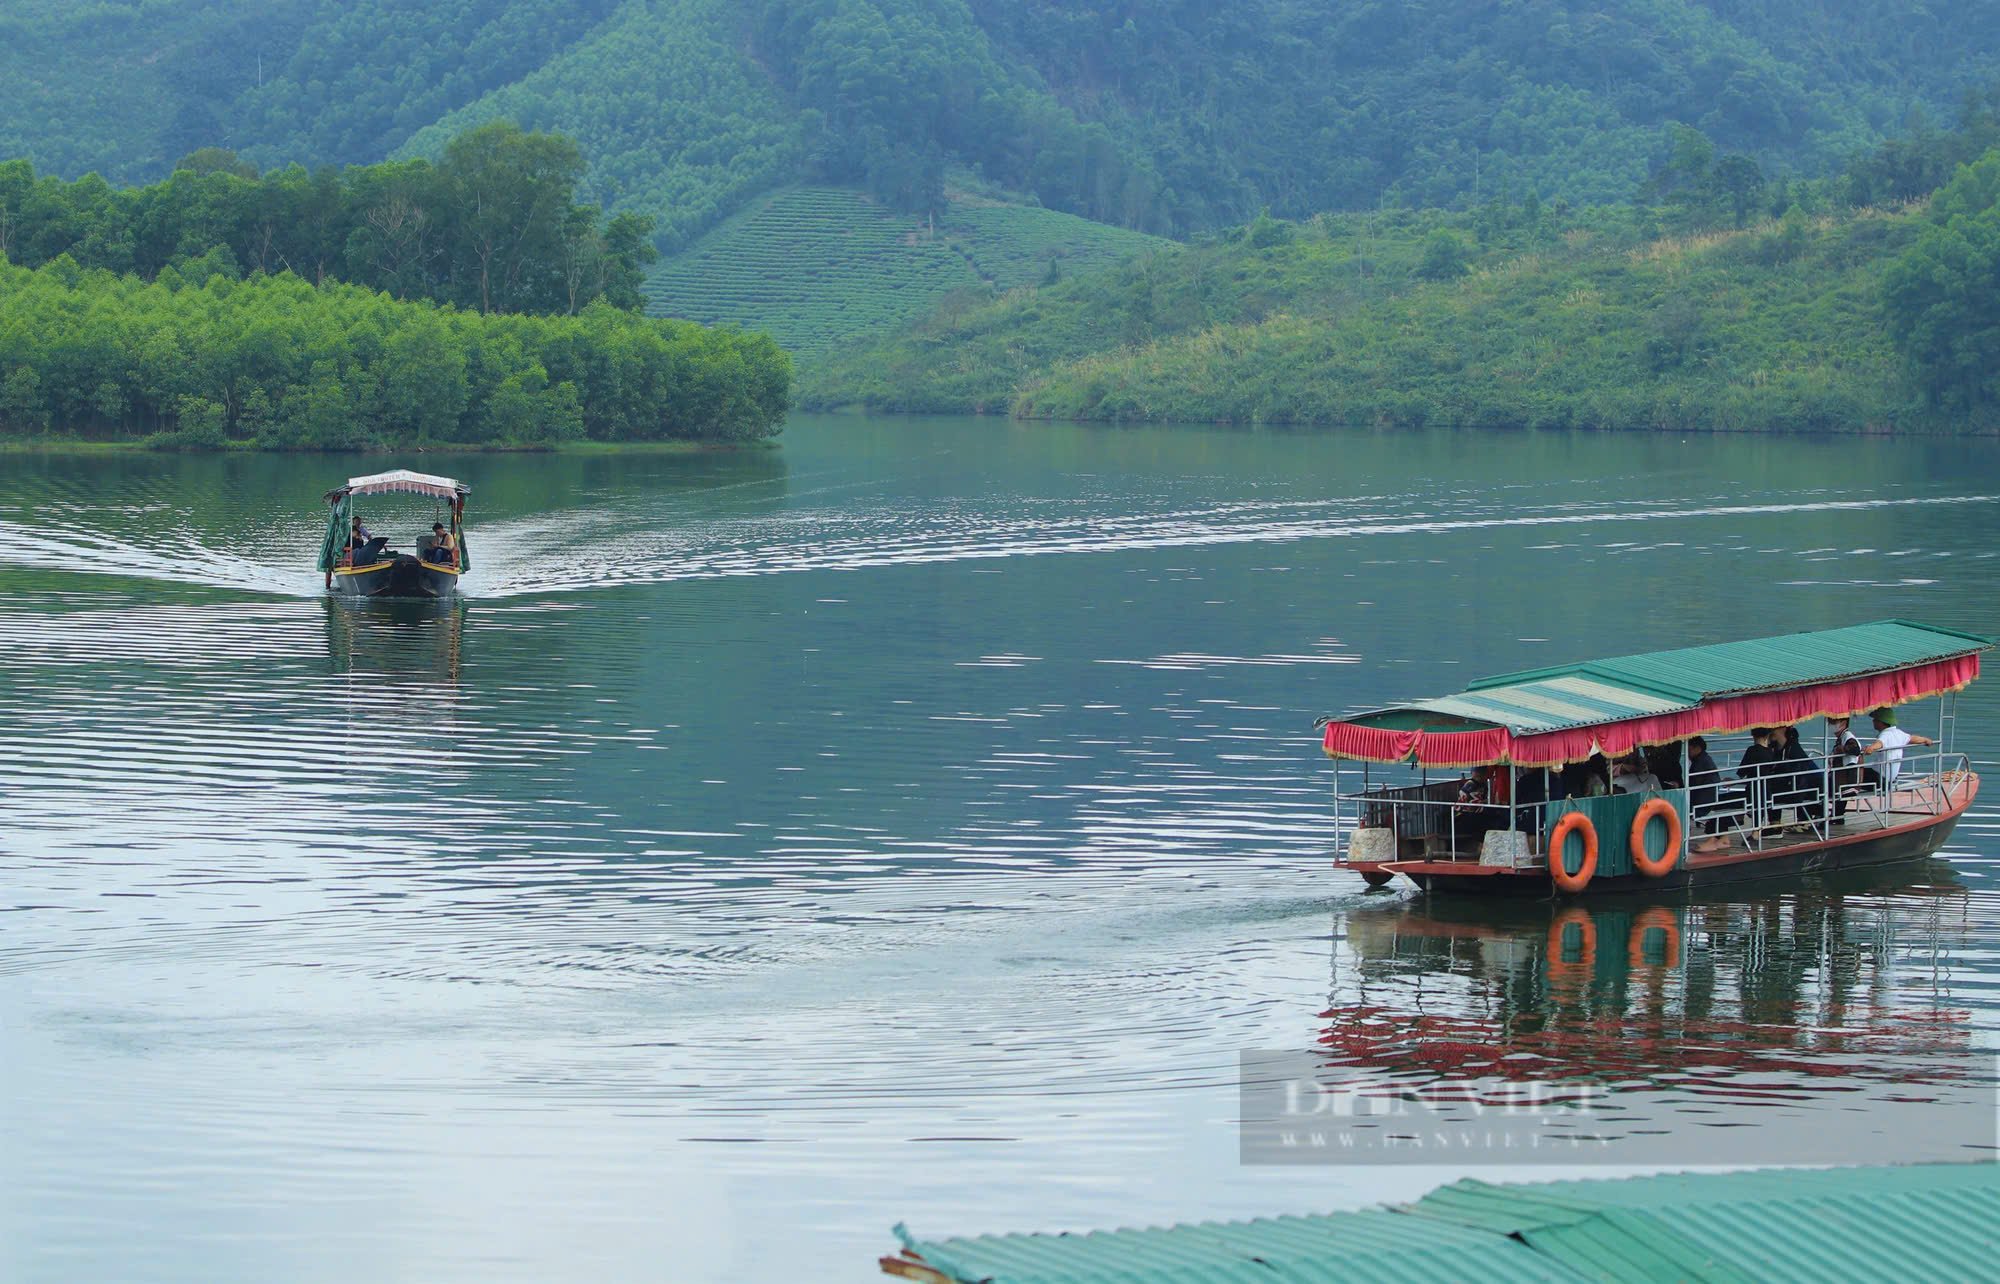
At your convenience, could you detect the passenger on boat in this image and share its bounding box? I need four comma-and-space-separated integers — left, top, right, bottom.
1737, 728, 1778, 823
1513, 766, 1549, 839
1612, 751, 1662, 794
1771, 726, 1825, 825
1828, 715, 1865, 821
1686, 736, 1721, 815
345, 516, 388, 566
1557, 757, 1608, 799
1451, 765, 1505, 848
425, 521, 458, 568
1645, 742, 1685, 789
1861, 707, 1934, 787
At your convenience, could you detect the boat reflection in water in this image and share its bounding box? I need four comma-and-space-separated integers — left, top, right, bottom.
1296, 869, 1987, 1163
322, 594, 467, 684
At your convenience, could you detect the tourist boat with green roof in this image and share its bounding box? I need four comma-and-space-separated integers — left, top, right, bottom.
1318, 620, 1988, 896
317, 470, 469, 599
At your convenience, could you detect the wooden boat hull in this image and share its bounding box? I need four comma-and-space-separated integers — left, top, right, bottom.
1343, 775, 1976, 898
330, 555, 460, 599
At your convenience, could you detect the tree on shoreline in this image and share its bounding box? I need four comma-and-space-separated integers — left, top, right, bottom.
1882, 149, 2000, 413
0, 261, 789, 449
0, 124, 655, 316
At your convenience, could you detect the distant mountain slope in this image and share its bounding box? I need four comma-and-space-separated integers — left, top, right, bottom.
234, 0, 619, 170
395, 0, 803, 249
5, 1, 2000, 251
643, 186, 1165, 356
0, 0, 305, 184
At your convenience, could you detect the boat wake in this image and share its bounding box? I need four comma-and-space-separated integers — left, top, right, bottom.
1, 490, 1989, 600
0, 521, 310, 596
472, 490, 1996, 596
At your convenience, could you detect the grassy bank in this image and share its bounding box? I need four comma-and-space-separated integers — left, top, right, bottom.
644, 185, 1166, 357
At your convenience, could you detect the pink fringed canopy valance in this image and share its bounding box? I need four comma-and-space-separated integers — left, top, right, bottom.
1322, 653, 1980, 768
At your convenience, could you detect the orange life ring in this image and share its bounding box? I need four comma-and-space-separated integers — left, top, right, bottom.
1628, 905, 1682, 969
1547, 907, 1598, 986
1630, 798, 1682, 878
1549, 811, 1598, 893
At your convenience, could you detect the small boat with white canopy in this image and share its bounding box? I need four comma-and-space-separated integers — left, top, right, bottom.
317, 469, 469, 598
1318, 621, 1987, 895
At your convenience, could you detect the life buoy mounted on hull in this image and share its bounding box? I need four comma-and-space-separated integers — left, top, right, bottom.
1549, 811, 1598, 893
1630, 797, 1683, 878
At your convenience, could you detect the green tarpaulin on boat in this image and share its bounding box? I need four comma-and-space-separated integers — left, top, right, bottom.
316, 493, 352, 574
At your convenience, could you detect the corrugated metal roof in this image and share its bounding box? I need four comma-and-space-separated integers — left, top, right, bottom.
890, 1207, 1578, 1284
1665, 1188, 1997, 1280
1408, 1163, 2000, 1284
887, 1164, 1999, 1284
1409, 1158, 1998, 1230
1523, 1206, 1755, 1284
1415, 673, 1688, 734
1350, 621, 1990, 737
1473, 620, 1990, 702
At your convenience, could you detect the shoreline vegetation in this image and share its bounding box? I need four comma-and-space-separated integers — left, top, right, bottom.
804, 108, 2000, 436
0, 123, 793, 451
0, 436, 781, 455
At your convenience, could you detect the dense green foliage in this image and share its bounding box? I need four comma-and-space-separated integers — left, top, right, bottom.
643, 186, 1164, 356
0, 123, 656, 314
1001, 209, 1924, 431
1882, 152, 2000, 414
5, 2, 1999, 249
805, 122, 2000, 433
231, 1, 617, 170
0, 259, 790, 449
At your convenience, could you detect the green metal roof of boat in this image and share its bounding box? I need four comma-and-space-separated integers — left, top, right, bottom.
886, 1163, 2000, 1283
1471, 619, 1992, 700
889, 1206, 1577, 1284
1406, 1164, 2000, 1283
1346, 620, 1992, 737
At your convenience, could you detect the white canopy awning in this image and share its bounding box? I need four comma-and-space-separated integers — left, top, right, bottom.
327, 469, 468, 502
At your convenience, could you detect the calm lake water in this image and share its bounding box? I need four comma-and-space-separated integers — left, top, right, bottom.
3, 415, 1998, 1280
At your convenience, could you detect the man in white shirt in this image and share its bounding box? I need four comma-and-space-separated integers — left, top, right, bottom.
1861, 708, 1934, 787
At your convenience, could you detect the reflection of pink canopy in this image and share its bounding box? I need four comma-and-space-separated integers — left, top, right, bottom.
325, 470, 468, 503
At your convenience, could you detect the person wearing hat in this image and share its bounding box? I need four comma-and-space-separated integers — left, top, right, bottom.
427, 520, 458, 568
1859, 707, 1933, 789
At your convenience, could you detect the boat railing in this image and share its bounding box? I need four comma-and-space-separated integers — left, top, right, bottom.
1334, 745, 1973, 863
1692, 747, 1968, 843
1343, 781, 1554, 863
1851, 748, 1969, 822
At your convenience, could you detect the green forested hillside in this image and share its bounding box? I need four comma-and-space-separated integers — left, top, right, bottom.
803, 122, 2000, 433
1008, 209, 1922, 431
5, 1, 2000, 251
0, 0, 298, 183
643, 186, 1164, 356
394, 0, 803, 250
232, 1, 619, 170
